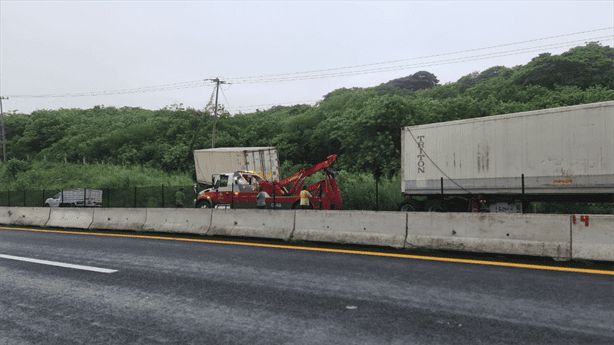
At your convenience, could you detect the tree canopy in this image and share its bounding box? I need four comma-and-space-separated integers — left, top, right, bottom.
1, 43, 612, 188
380, 70, 440, 92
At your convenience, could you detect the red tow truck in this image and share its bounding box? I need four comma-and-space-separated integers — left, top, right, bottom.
194, 155, 343, 210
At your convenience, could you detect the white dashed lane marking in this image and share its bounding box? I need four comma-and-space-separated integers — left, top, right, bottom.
0, 254, 118, 273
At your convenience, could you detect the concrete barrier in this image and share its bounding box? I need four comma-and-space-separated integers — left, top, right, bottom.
405, 213, 571, 259
45, 208, 95, 229
208, 209, 295, 240
7, 205, 613, 262
571, 215, 614, 261
90, 208, 146, 231
0, 207, 12, 225
3, 207, 51, 227
142, 208, 211, 234
293, 210, 407, 248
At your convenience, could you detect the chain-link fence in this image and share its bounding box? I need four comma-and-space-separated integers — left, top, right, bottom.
531, 201, 614, 215
0, 185, 196, 208
338, 179, 405, 211
339, 180, 613, 214
0, 184, 612, 214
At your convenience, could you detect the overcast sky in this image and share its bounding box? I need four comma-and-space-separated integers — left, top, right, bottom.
1, 1, 613, 115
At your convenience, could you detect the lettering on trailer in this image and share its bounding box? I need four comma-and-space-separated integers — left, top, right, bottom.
417, 135, 426, 173
553, 180, 572, 184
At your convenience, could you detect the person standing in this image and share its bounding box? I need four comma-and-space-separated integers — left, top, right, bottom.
175, 188, 185, 208
257, 189, 269, 210
299, 186, 312, 210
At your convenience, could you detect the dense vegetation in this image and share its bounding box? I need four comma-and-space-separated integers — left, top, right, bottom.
1, 43, 613, 210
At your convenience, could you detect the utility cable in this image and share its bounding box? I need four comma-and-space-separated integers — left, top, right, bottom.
404, 126, 474, 195
219, 86, 231, 112
5, 30, 612, 98
226, 27, 613, 81
229, 35, 613, 84
230, 100, 319, 110
8, 80, 213, 98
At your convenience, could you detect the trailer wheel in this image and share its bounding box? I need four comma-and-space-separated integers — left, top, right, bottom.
398, 200, 420, 212
425, 200, 445, 212
195, 200, 212, 209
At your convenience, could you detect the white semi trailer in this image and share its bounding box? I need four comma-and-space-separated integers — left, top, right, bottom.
399, 101, 614, 212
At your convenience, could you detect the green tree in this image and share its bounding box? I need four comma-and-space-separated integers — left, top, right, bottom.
14, 110, 71, 159
332, 95, 414, 209
381, 70, 440, 92
513, 44, 614, 90
1, 158, 30, 179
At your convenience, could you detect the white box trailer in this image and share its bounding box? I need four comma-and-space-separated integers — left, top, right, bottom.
400, 101, 614, 212
194, 147, 281, 185
45, 189, 103, 207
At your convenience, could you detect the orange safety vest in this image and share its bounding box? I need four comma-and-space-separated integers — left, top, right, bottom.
299, 190, 312, 206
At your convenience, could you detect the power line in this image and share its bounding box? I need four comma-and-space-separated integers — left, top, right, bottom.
8, 80, 214, 99
5, 29, 612, 98
225, 27, 613, 81
219, 84, 231, 111
228, 35, 614, 84
229, 100, 320, 111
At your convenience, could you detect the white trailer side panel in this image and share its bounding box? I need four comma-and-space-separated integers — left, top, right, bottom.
402, 101, 614, 195
194, 147, 280, 185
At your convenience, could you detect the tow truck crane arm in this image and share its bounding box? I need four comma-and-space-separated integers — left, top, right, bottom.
258, 155, 343, 209
279, 155, 338, 194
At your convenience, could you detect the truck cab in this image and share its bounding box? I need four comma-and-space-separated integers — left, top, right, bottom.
195, 171, 264, 208
45, 192, 65, 208
211, 171, 263, 192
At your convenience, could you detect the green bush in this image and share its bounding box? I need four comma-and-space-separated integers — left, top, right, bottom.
336, 171, 405, 211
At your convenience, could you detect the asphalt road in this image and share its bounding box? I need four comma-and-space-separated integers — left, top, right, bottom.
1, 227, 613, 344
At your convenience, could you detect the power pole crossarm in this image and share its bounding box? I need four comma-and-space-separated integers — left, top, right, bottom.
0, 97, 8, 163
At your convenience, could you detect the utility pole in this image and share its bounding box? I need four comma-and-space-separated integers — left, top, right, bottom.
207, 78, 226, 148
0, 97, 7, 163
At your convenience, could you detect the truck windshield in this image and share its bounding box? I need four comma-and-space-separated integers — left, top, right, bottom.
219, 175, 229, 187
240, 174, 251, 184
240, 174, 262, 185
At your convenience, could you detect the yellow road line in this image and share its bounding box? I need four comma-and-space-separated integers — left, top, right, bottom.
2, 226, 613, 276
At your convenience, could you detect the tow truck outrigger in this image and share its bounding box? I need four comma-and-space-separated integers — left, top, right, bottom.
194, 155, 343, 210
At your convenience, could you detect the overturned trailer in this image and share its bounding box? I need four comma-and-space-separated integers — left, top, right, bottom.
194, 147, 281, 185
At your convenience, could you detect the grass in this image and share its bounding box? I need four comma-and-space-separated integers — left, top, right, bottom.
0, 160, 193, 190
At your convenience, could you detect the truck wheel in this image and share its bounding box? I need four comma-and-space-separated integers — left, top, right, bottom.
195, 200, 212, 209
398, 200, 419, 212
425, 200, 445, 212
